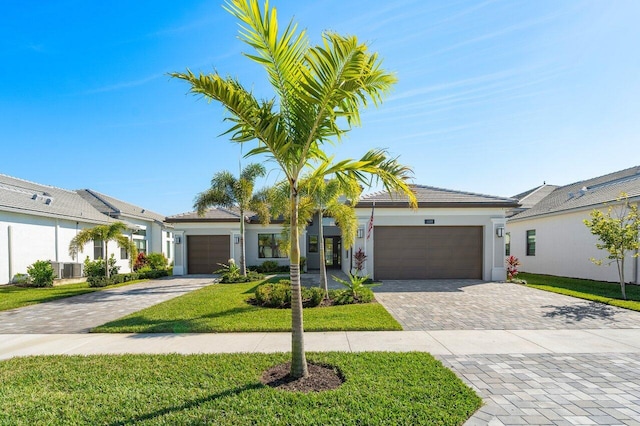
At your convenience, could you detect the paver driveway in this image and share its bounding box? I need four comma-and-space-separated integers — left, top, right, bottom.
374, 280, 640, 425
375, 280, 640, 330
0, 276, 215, 333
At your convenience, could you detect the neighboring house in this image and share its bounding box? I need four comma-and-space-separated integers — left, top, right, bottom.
168, 185, 518, 281
0, 175, 111, 284
0, 174, 172, 284
507, 166, 640, 284
76, 189, 174, 265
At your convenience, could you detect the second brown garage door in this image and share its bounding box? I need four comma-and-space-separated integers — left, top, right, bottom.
187, 235, 230, 274
373, 226, 482, 280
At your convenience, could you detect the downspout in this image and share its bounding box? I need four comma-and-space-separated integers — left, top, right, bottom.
7, 226, 13, 283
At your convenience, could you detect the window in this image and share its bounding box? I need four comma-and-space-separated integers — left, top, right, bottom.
135, 239, 147, 255
94, 239, 103, 260
308, 235, 318, 253
166, 240, 171, 258
258, 234, 286, 258
505, 232, 511, 256
133, 229, 147, 237
120, 247, 129, 260
526, 230, 536, 256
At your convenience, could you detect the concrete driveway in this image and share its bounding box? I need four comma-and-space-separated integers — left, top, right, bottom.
374, 280, 640, 425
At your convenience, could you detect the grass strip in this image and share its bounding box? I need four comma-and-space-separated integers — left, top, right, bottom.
0, 280, 148, 312
0, 352, 481, 425
521, 272, 640, 312
93, 280, 402, 333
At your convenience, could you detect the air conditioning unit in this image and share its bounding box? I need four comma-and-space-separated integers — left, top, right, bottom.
62, 263, 83, 278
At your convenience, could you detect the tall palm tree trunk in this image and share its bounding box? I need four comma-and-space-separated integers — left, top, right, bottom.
289, 183, 308, 378
104, 242, 110, 279
239, 213, 247, 276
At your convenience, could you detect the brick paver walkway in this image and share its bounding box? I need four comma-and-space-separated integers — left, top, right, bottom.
0, 276, 215, 333
374, 280, 640, 330
441, 353, 640, 426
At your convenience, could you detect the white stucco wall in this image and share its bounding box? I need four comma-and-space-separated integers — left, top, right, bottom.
171, 222, 307, 275
171, 222, 236, 275
352, 207, 508, 281
507, 207, 639, 284
0, 211, 96, 284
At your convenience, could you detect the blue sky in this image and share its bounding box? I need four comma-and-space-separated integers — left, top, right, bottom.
1, 0, 639, 216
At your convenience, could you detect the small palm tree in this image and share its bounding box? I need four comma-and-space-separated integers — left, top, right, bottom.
194, 163, 267, 276
285, 177, 362, 298
172, 0, 416, 378
68, 222, 136, 279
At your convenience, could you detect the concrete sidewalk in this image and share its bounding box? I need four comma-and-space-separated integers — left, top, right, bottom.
2, 328, 640, 360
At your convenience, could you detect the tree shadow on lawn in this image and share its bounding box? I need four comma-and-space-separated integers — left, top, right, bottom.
94, 306, 260, 333
542, 301, 619, 322
106, 382, 263, 426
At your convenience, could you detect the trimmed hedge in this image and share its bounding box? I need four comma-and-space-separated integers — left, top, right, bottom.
254, 280, 324, 308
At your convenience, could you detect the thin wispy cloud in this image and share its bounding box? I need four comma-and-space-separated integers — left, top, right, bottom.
83, 74, 163, 95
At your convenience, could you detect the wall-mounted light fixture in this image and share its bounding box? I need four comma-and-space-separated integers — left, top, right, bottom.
234, 235, 240, 244
496, 227, 504, 238
356, 227, 365, 239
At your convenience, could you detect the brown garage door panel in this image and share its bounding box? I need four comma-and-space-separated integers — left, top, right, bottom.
374, 226, 482, 280
187, 235, 230, 274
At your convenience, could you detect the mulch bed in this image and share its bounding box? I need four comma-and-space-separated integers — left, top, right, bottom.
260, 362, 344, 393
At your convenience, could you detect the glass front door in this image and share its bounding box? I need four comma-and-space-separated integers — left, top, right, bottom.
324, 236, 342, 269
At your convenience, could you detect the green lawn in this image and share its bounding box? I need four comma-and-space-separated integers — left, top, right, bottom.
93, 280, 402, 333
521, 272, 640, 311
0, 280, 148, 312
0, 352, 481, 425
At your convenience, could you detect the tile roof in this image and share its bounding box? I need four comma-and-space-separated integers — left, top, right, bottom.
509, 166, 640, 221
356, 185, 519, 208
0, 174, 112, 224
76, 189, 167, 224
166, 207, 243, 222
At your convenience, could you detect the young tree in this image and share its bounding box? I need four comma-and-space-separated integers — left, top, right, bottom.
172, 0, 416, 378
68, 222, 136, 279
194, 163, 267, 276
584, 193, 639, 300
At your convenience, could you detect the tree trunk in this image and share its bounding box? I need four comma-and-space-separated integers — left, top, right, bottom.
318, 210, 329, 299
618, 258, 627, 300
289, 182, 308, 378
240, 211, 247, 276
104, 241, 109, 279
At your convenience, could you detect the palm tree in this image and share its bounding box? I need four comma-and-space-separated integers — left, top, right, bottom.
295, 177, 361, 298
68, 222, 136, 279
172, 0, 417, 378
194, 163, 267, 276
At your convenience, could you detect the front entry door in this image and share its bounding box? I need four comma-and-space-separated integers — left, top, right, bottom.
324, 236, 342, 269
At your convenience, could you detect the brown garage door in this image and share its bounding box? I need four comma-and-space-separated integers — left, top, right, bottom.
187, 235, 230, 274
374, 226, 482, 280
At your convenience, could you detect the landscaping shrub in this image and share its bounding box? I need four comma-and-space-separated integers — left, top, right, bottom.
332, 287, 374, 305
83, 255, 119, 278
133, 252, 148, 271
254, 260, 289, 274
146, 253, 168, 271
332, 273, 378, 304
139, 269, 169, 279
217, 259, 263, 283
254, 280, 323, 308
26, 260, 56, 287
87, 276, 111, 288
